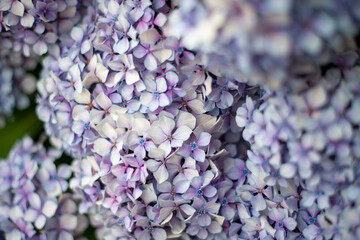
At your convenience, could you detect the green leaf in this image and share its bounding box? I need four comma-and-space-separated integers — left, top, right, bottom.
0, 107, 43, 158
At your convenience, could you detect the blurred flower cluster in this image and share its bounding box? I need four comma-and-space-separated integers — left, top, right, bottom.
0, 137, 88, 239
0, 49, 36, 127
1, 0, 360, 239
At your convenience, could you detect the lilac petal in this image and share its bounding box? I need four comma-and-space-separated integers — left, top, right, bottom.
306, 85, 327, 109
11, 1, 24, 16
303, 225, 319, 240
59, 231, 74, 240
174, 180, 190, 194
205, 202, 220, 213
152, 228, 167, 240
164, 36, 179, 50
208, 221, 222, 234
183, 188, 197, 199
197, 132, 211, 146
130, 6, 144, 22
198, 214, 211, 227
93, 138, 112, 156
133, 45, 147, 58
317, 195, 329, 209
251, 194, 266, 211
269, 209, 284, 222
186, 224, 200, 235
220, 91, 234, 108
95, 92, 112, 110
193, 149, 205, 162
144, 53, 158, 71
108, 0, 120, 15
140, 28, 160, 45
114, 37, 130, 54
154, 164, 169, 184
137, 230, 151, 240
159, 140, 171, 156
302, 192, 316, 207
188, 99, 205, 114
154, 12, 167, 26
126, 70, 140, 85
180, 204, 195, 216
29, 193, 41, 209
96, 63, 109, 82
221, 204, 236, 220
134, 145, 146, 159
149, 99, 159, 111
24, 209, 38, 222
159, 94, 170, 107
191, 176, 204, 189
35, 214, 46, 229
283, 217, 297, 230
20, 13, 34, 27
198, 228, 208, 239
0, 0, 12, 11
158, 207, 173, 223
153, 49, 172, 63
156, 77, 167, 93
81, 40, 91, 54
71, 27, 84, 42
183, 169, 199, 181
60, 214, 77, 230
169, 217, 186, 235
279, 163, 296, 178
204, 185, 217, 198
173, 125, 192, 141
159, 117, 176, 135
145, 159, 161, 172
33, 41, 47, 55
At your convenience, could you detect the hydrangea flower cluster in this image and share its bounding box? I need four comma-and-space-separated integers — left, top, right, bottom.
0, 136, 88, 239
0, 0, 92, 127
1, 0, 360, 239
166, 0, 360, 90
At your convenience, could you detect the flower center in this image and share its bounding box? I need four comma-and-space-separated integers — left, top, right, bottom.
139, 138, 145, 145
134, 0, 141, 7
190, 141, 198, 150
278, 221, 284, 228
197, 189, 203, 196
153, 92, 159, 99
198, 209, 205, 215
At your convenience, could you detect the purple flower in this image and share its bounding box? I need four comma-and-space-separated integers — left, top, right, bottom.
24, 195, 57, 229
134, 218, 167, 240
24, 28, 57, 55
140, 78, 170, 111
167, 156, 199, 184
179, 132, 211, 162
268, 208, 297, 239
108, 54, 141, 86
103, 187, 122, 214
156, 180, 190, 201
125, 0, 152, 22
35, 1, 58, 22
149, 116, 192, 155
183, 171, 217, 200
